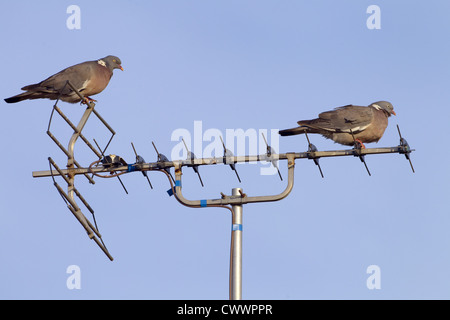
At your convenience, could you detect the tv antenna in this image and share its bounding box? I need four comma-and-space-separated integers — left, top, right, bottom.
32, 86, 416, 298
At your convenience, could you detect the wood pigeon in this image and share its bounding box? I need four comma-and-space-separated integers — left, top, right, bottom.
279, 101, 396, 147
4, 55, 123, 104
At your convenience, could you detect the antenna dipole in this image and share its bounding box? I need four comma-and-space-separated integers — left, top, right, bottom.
261, 132, 283, 181
131, 142, 153, 189
349, 129, 371, 176
397, 125, 415, 173
152, 141, 175, 183
220, 136, 241, 183
304, 131, 324, 178
182, 138, 204, 187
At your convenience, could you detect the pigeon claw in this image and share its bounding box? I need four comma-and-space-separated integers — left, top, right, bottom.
81, 96, 97, 105
354, 139, 366, 149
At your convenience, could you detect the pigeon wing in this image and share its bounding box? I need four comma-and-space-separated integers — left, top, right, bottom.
299, 105, 374, 134
22, 61, 96, 95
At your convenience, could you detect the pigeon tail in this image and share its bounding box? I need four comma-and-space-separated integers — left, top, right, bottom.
4, 92, 34, 104
4, 90, 61, 103
279, 126, 311, 136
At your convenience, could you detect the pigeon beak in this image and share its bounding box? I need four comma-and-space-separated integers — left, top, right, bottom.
119, 66, 124, 71
391, 110, 396, 116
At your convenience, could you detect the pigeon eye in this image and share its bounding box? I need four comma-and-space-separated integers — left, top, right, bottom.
113, 59, 116, 63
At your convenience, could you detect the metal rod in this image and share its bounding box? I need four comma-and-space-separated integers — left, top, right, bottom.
196, 170, 204, 187
173, 154, 296, 207
92, 236, 114, 261
316, 162, 324, 178
182, 138, 204, 186
47, 81, 70, 131
53, 105, 78, 131
116, 175, 129, 194
233, 168, 241, 183
361, 157, 372, 176
262, 131, 283, 181
349, 129, 371, 176
131, 142, 138, 157
396, 124, 403, 140
80, 135, 103, 158
220, 136, 241, 183
230, 188, 243, 300
152, 141, 175, 183
92, 108, 116, 135
53, 183, 92, 234
46, 131, 96, 184
397, 125, 415, 173
51, 105, 102, 158
33, 146, 411, 179
305, 132, 324, 178
66, 202, 115, 261
67, 102, 96, 194
47, 131, 70, 157
73, 187, 95, 214
67, 103, 96, 169
353, 147, 371, 176
48, 157, 70, 185
152, 141, 160, 156
131, 142, 154, 189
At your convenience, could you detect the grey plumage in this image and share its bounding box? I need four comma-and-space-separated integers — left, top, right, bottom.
4, 55, 123, 104
279, 101, 396, 146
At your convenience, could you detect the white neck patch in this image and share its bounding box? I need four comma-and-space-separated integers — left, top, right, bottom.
372, 104, 382, 111
97, 59, 107, 67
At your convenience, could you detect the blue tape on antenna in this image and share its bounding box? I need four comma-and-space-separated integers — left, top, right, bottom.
127, 164, 136, 172
167, 180, 181, 196
200, 200, 207, 207
232, 224, 243, 231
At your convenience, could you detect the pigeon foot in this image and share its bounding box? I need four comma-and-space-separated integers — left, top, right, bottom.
81, 96, 97, 105
354, 139, 366, 149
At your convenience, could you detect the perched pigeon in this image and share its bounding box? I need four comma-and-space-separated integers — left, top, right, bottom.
4, 55, 123, 104
279, 101, 396, 147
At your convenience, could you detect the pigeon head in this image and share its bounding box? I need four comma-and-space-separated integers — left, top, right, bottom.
100, 55, 123, 71
371, 101, 396, 117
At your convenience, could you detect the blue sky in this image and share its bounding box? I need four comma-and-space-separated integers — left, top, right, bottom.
1, 0, 449, 299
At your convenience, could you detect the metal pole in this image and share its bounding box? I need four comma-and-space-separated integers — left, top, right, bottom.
33, 147, 412, 179
230, 187, 243, 300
